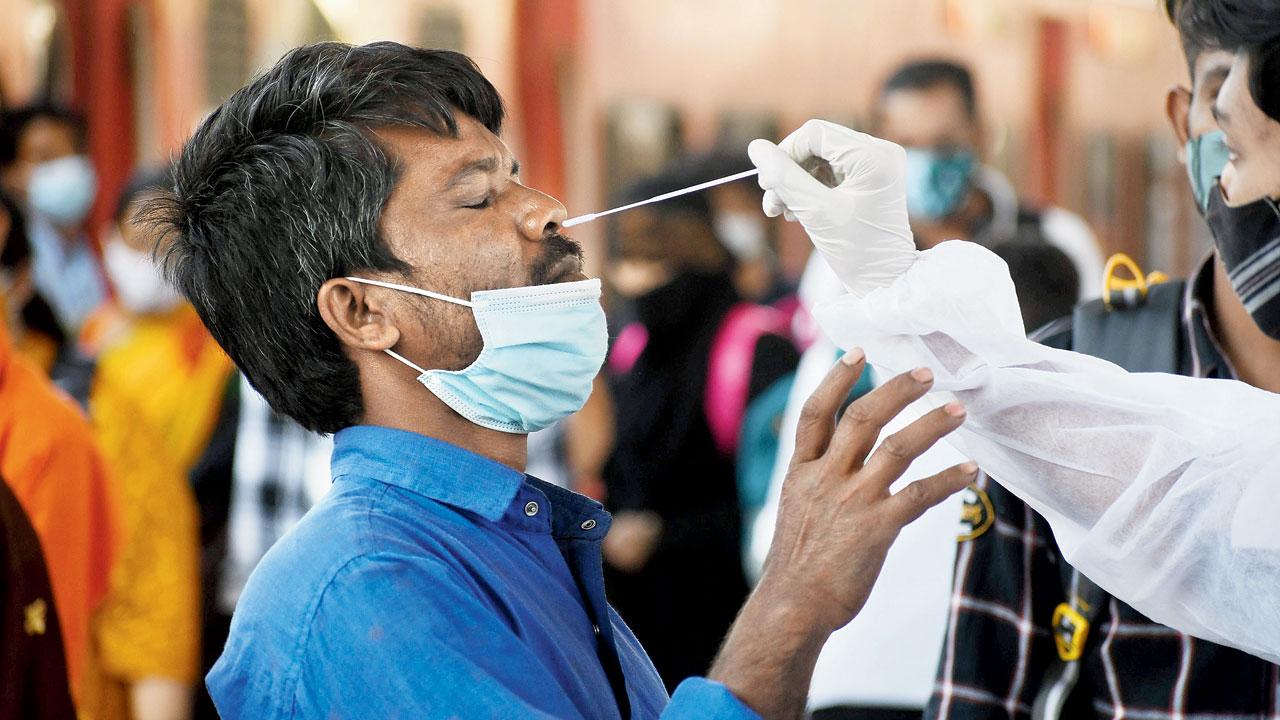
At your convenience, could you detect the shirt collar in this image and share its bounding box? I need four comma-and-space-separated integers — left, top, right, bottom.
524, 477, 612, 540
328, 426, 612, 541
1183, 253, 1238, 380
330, 425, 524, 522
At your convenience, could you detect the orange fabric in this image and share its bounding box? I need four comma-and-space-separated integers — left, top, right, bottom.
0, 316, 121, 699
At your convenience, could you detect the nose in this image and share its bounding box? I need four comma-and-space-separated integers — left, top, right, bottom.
519, 187, 568, 240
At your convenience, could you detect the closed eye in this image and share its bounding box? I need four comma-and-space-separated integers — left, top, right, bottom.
464, 194, 494, 210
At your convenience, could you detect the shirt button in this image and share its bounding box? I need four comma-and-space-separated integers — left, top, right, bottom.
580, 519, 597, 531
524, 501, 539, 517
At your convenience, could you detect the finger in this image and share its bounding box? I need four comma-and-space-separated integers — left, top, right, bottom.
748, 138, 832, 208
762, 189, 787, 218
792, 348, 867, 464
780, 121, 912, 195
826, 367, 934, 472
777, 119, 845, 168
861, 402, 967, 492
887, 461, 979, 527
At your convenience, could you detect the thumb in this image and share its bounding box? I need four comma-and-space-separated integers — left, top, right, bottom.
748, 138, 832, 212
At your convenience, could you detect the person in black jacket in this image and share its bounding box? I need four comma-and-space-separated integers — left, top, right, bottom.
601, 169, 799, 691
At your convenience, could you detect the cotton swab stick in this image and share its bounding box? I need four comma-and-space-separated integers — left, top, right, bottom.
561, 169, 760, 228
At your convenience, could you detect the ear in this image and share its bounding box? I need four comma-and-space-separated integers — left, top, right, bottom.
316, 278, 401, 354
1166, 85, 1194, 165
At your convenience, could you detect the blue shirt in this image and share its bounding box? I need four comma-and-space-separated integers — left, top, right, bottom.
208, 425, 759, 720
28, 213, 104, 333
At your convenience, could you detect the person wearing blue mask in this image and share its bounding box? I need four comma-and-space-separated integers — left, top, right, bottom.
746, 0, 1280, 708
0, 105, 106, 336
873, 60, 1106, 305
150, 42, 979, 720
925, 31, 1280, 718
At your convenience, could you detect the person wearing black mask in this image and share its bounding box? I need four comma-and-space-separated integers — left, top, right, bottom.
747, 0, 1280, 684
602, 170, 799, 692
927, 0, 1280, 714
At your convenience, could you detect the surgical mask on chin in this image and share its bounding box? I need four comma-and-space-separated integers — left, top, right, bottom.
1205, 188, 1280, 339
714, 212, 768, 261
28, 155, 97, 227
904, 148, 976, 221
1185, 130, 1232, 213
345, 276, 608, 434
103, 235, 183, 315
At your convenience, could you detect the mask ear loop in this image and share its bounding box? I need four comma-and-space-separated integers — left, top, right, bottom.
344, 276, 474, 307
344, 276, 474, 373
384, 348, 429, 374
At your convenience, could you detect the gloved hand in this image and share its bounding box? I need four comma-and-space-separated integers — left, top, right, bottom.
748, 119, 918, 297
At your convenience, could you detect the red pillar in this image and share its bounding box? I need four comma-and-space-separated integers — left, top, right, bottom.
513, 0, 578, 201
61, 0, 136, 247
1030, 16, 1068, 207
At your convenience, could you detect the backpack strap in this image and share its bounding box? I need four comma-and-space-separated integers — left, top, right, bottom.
1032, 255, 1185, 720
704, 303, 791, 456
1071, 256, 1184, 374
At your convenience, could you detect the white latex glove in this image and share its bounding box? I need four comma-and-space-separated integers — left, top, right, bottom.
748, 119, 919, 297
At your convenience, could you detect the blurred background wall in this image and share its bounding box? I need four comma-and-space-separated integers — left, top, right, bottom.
0, 0, 1210, 282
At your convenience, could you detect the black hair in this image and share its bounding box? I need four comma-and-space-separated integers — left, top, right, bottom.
612, 170, 714, 225
0, 190, 29, 271
607, 165, 726, 266
114, 167, 174, 226
1171, 0, 1280, 121
880, 59, 978, 121
146, 41, 505, 434
0, 104, 88, 168
991, 241, 1080, 334
0, 191, 64, 353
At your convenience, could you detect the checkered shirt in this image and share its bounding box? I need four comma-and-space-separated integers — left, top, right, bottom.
927, 257, 1280, 720
217, 375, 333, 613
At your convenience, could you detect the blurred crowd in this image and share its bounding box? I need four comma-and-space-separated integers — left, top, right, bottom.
0, 38, 1269, 720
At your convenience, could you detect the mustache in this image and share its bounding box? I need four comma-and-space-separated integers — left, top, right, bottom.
529, 233, 585, 285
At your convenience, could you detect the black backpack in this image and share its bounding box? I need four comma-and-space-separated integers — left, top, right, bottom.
1031, 258, 1186, 720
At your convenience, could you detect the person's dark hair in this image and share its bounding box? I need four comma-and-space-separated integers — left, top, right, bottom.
0, 104, 88, 168
613, 170, 714, 223
880, 59, 978, 121
1170, 0, 1280, 121
607, 168, 716, 257
114, 167, 173, 227
0, 190, 30, 272
991, 241, 1080, 334
145, 41, 505, 434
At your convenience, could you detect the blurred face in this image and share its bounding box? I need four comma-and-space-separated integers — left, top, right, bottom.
1215, 51, 1280, 205
116, 194, 162, 251
1168, 49, 1233, 159
361, 115, 579, 370
1189, 50, 1231, 140
609, 207, 727, 298
1, 117, 79, 200
876, 84, 980, 155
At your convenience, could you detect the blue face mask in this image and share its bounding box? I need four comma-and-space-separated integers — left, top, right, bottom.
346, 276, 608, 434
904, 148, 976, 221
27, 155, 97, 227
1185, 129, 1231, 213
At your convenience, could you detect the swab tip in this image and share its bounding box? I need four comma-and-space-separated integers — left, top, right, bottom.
561, 214, 595, 228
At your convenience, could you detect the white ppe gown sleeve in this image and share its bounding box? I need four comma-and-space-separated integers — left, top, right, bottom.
816, 239, 1280, 666
751, 119, 1280, 665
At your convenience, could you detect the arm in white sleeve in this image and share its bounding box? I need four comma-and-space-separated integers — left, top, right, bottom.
812, 239, 1280, 664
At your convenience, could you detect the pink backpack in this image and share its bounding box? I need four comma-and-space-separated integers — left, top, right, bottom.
608, 302, 793, 456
